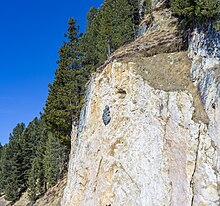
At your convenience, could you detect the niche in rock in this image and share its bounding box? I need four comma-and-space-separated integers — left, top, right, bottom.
102, 105, 111, 126
117, 88, 127, 99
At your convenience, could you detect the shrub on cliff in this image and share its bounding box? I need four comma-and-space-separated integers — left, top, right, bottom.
171, 0, 220, 27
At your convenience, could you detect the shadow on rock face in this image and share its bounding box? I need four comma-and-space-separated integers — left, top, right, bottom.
102, 105, 111, 126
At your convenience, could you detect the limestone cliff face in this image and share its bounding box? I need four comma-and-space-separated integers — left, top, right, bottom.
61, 13, 220, 206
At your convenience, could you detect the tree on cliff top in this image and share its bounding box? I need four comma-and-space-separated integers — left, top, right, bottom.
171, 0, 220, 27
79, 0, 136, 71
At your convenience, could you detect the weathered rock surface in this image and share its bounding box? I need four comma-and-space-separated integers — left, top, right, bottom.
0, 196, 10, 206
61, 5, 220, 205
61, 48, 219, 205
188, 26, 220, 206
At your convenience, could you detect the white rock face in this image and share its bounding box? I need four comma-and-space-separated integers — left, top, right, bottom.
188, 26, 220, 206
61, 47, 219, 205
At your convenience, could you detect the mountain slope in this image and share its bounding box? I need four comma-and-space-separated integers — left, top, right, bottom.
61, 3, 220, 206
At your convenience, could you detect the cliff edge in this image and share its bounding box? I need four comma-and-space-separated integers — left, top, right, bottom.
61, 3, 220, 206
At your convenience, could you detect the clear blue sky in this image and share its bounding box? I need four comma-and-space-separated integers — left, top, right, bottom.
0, 0, 103, 145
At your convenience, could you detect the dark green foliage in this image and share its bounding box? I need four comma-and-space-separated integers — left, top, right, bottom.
0, 117, 69, 203
86, 6, 98, 28
98, 0, 135, 56
128, 0, 141, 26
20, 118, 43, 188
1, 124, 25, 202
43, 133, 68, 187
168, 0, 220, 47
79, 0, 137, 71
26, 118, 48, 201
28, 158, 38, 203
44, 1, 139, 145
44, 18, 86, 144
143, 0, 153, 16
171, 0, 220, 26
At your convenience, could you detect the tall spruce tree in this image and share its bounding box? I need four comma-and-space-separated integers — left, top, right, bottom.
1, 123, 25, 201
86, 6, 98, 28
27, 118, 48, 201
80, 9, 103, 69
80, 0, 136, 70
109, 0, 135, 48
20, 118, 42, 188
44, 18, 85, 144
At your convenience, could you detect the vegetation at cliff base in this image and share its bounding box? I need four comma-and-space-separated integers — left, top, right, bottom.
0, 118, 68, 203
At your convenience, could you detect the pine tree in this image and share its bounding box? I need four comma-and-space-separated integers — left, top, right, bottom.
86, 6, 98, 28
128, 0, 141, 26
3, 140, 21, 201
26, 118, 48, 201
81, 0, 136, 68
20, 118, 42, 188
80, 9, 104, 68
143, 0, 153, 16
2, 123, 25, 201
44, 18, 85, 144
98, 0, 135, 57
171, 0, 220, 24
35, 128, 47, 194
43, 133, 68, 188
28, 157, 38, 204
109, 0, 135, 48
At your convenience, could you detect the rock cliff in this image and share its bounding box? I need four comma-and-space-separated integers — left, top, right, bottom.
61, 6, 220, 206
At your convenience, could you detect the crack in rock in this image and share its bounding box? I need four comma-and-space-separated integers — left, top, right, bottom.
190, 124, 201, 206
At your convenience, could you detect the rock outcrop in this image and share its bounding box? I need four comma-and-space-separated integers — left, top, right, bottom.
61, 7, 220, 206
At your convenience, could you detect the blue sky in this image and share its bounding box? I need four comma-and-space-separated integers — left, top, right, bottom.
0, 0, 103, 145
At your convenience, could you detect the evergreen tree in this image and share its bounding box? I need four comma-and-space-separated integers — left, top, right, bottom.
171, 0, 220, 25
20, 118, 42, 188
0, 116, 69, 202
0, 143, 2, 155
26, 118, 48, 201
4, 124, 25, 201
35, 128, 47, 195
44, 18, 85, 144
2, 136, 22, 201
28, 157, 38, 204
79, 9, 103, 69
80, 0, 136, 71
97, 0, 135, 57
143, 0, 153, 16
110, 0, 135, 48
43, 133, 68, 188
128, 0, 141, 27
86, 6, 98, 28
0, 3, 142, 203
